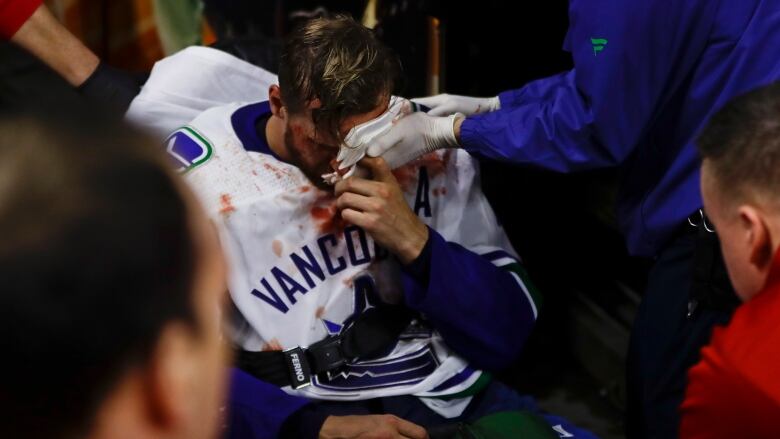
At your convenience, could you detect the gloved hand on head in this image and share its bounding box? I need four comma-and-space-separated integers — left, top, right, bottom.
364, 111, 462, 169
323, 96, 422, 184
323, 94, 473, 185
359, 93, 501, 170
411, 93, 500, 117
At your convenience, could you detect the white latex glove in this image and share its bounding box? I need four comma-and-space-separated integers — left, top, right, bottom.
365, 112, 462, 169
324, 96, 417, 184
412, 93, 500, 117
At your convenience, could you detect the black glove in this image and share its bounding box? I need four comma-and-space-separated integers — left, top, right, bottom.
77, 62, 145, 114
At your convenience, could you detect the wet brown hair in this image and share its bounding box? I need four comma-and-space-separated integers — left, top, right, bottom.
277, 15, 402, 142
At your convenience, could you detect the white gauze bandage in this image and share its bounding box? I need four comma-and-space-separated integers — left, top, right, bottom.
321, 96, 415, 185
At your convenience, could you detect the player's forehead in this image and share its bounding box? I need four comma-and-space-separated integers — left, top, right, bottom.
339, 99, 390, 133
300, 95, 391, 140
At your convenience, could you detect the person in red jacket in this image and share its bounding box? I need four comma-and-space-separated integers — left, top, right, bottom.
0, 0, 39, 38
2, 0, 141, 110
680, 82, 780, 437
2, 0, 99, 86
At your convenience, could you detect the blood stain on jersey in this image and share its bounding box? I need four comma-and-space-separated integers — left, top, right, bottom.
219, 194, 236, 215
393, 152, 450, 192
310, 194, 348, 235
261, 338, 283, 351
299, 185, 311, 193
414, 152, 448, 178
264, 162, 287, 180
315, 306, 325, 318
392, 166, 417, 192
433, 187, 447, 197
272, 240, 283, 257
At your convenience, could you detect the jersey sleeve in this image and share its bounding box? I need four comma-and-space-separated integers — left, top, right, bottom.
125, 46, 276, 138
401, 151, 541, 371
227, 368, 314, 439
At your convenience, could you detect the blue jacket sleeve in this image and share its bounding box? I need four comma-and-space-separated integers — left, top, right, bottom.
460, 0, 718, 172
401, 227, 540, 371
226, 368, 315, 439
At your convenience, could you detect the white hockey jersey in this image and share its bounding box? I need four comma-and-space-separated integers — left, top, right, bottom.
167, 101, 530, 410
126, 46, 277, 137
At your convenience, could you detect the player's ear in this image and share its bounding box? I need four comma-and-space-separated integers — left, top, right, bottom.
269, 85, 286, 120
739, 204, 773, 270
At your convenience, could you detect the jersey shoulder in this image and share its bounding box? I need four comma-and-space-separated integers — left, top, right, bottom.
164, 102, 246, 173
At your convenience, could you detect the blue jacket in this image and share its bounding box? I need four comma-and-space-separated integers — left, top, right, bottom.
460, 0, 780, 256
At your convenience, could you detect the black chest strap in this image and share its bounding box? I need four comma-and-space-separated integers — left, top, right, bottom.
235, 305, 415, 389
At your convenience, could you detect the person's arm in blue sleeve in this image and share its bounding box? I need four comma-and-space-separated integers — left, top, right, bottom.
401, 227, 541, 371
460, 0, 717, 172
494, 70, 571, 110
226, 368, 325, 439
228, 368, 431, 439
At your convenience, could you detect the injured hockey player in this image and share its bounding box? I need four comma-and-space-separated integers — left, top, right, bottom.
162, 15, 596, 439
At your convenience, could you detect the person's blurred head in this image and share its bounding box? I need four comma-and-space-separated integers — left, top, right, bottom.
0, 114, 229, 439
268, 14, 402, 186
698, 82, 780, 301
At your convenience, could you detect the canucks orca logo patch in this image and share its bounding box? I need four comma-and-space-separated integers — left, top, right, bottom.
165, 126, 213, 172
